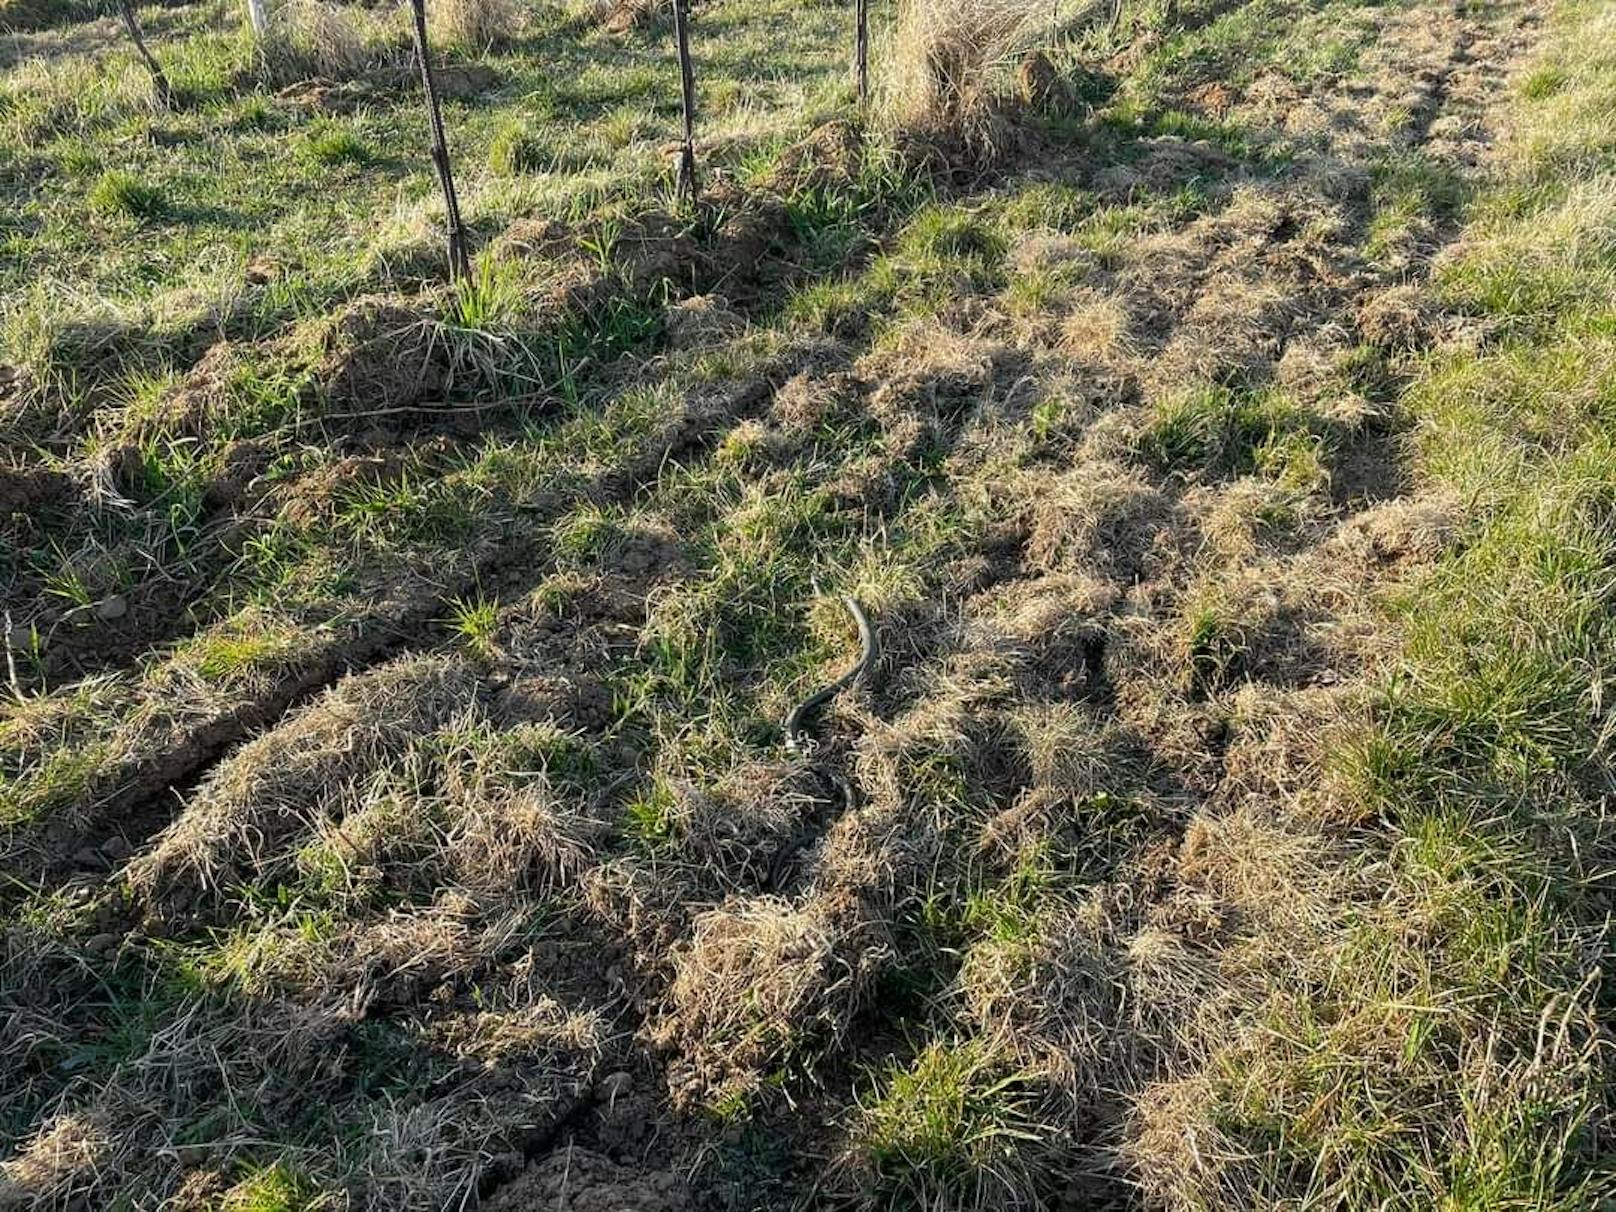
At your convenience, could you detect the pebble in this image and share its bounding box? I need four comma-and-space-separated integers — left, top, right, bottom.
95, 595, 128, 621
85, 933, 120, 955
596, 1070, 634, 1104
101, 836, 132, 861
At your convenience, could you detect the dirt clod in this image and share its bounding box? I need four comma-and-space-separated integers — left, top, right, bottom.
484, 1148, 687, 1211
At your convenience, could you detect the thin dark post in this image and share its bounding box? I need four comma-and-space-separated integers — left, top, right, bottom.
672, 0, 699, 204
855, 0, 870, 107
116, 0, 172, 107
407, 0, 470, 281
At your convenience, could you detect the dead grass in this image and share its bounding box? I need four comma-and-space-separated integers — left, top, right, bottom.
1024, 458, 1173, 579
653, 896, 877, 1106
429, 0, 520, 53
959, 903, 1126, 1100
127, 654, 481, 916
880, 0, 1053, 155
256, 0, 406, 84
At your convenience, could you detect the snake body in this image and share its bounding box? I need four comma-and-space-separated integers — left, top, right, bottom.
783, 596, 877, 808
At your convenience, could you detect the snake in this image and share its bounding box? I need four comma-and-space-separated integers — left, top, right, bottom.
783, 596, 878, 812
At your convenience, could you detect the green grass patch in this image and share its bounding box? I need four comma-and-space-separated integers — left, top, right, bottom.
87, 169, 166, 219
855, 1040, 1047, 1208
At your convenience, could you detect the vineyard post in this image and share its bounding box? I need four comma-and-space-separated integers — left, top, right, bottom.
407, 0, 471, 280
116, 0, 172, 107
855, 0, 869, 107
672, 0, 699, 203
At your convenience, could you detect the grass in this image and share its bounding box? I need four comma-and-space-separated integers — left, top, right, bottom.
8, 0, 1613, 1206
86, 169, 166, 219
300, 119, 370, 166
1137, 383, 1319, 477
447, 594, 499, 659
1126, 1, 1616, 1206
853, 1040, 1048, 1206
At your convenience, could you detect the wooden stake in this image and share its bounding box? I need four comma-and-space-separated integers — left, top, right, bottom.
407, 0, 471, 281
116, 0, 172, 107
672, 0, 699, 204
855, 0, 870, 107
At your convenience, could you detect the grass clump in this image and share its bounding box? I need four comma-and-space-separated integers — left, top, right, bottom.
300, 120, 370, 166
850, 1040, 1048, 1207
880, 0, 1051, 154
447, 594, 498, 660
487, 121, 550, 175
429, 0, 519, 52
216, 1162, 322, 1211
1136, 383, 1315, 477
254, 0, 402, 83
86, 170, 165, 219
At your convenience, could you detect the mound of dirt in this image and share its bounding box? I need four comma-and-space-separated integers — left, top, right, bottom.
435, 63, 502, 100
276, 76, 373, 115
277, 449, 409, 526
484, 1147, 686, 1211
598, 0, 669, 35
0, 461, 76, 524
762, 119, 866, 194
143, 341, 297, 442
663, 294, 744, 351
316, 295, 449, 414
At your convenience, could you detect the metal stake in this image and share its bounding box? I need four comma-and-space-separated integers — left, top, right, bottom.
672, 0, 699, 204
408, 0, 471, 281
116, 0, 172, 107
855, 0, 870, 107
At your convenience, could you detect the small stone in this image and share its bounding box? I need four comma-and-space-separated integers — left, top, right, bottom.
101, 836, 132, 861
597, 1070, 634, 1104
95, 595, 128, 621
85, 933, 120, 955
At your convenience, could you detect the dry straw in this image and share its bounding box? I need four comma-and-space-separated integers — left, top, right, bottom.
879, 0, 1052, 152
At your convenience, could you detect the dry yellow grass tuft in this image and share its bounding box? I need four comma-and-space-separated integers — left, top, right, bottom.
654, 897, 877, 1105
1061, 289, 1140, 364
256, 0, 405, 82
1024, 458, 1174, 579
880, 0, 1051, 153
127, 654, 481, 916
0, 1113, 111, 1206
959, 904, 1126, 1100
429, 0, 520, 52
